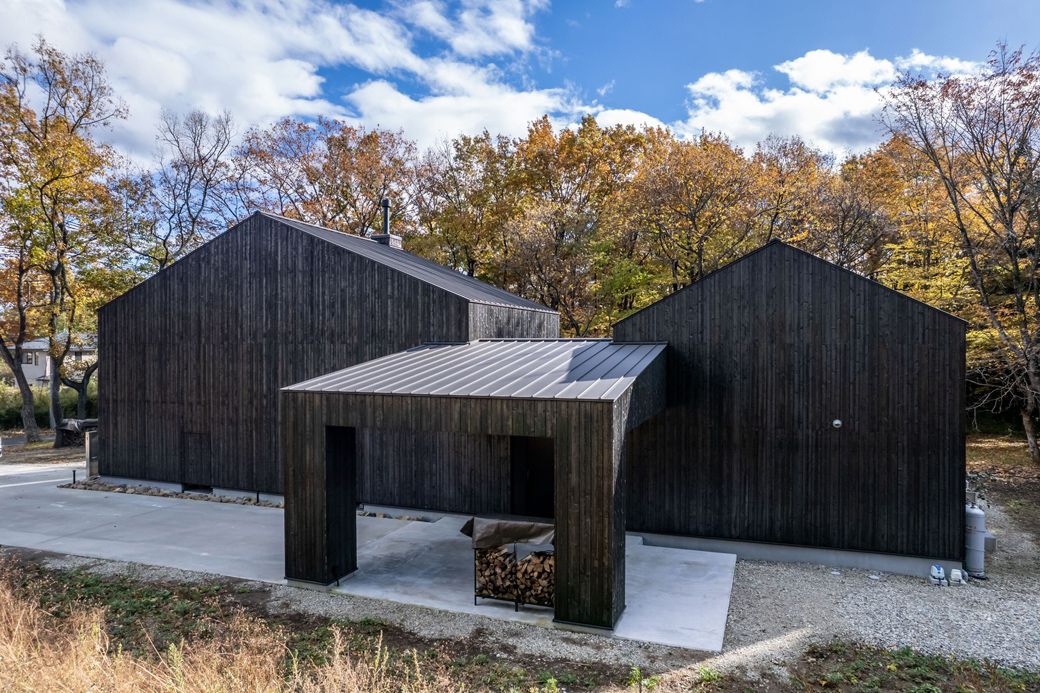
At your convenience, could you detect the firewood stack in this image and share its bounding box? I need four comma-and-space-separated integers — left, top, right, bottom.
475, 547, 516, 600
516, 550, 555, 607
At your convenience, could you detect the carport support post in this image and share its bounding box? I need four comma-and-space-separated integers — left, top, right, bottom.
283, 393, 358, 585
552, 405, 626, 629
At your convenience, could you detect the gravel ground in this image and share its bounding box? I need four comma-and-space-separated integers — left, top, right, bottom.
24, 490, 1040, 684
717, 496, 1040, 678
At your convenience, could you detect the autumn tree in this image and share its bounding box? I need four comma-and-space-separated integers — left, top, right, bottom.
231, 117, 418, 237
885, 45, 1040, 462
0, 186, 48, 439
872, 134, 972, 312
0, 38, 125, 440
803, 151, 895, 275
414, 132, 519, 282
630, 131, 764, 292
505, 116, 647, 335
754, 135, 830, 243
118, 109, 234, 272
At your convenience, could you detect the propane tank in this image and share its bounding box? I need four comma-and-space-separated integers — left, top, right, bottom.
965, 503, 986, 577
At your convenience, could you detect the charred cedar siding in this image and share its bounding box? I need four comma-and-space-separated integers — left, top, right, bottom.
469, 302, 561, 340
282, 391, 630, 628
98, 213, 557, 494
614, 241, 966, 560
356, 429, 512, 512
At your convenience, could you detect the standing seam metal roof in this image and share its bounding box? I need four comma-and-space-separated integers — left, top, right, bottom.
261, 212, 554, 313
284, 339, 667, 401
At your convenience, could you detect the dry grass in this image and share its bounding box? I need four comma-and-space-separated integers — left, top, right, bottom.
0, 570, 456, 692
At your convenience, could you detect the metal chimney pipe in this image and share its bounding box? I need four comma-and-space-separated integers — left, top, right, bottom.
373, 197, 403, 249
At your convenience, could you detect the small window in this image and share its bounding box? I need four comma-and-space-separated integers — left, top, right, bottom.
74, 351, 82, 361
33, 353, 39, 366
23, 353, 32, 365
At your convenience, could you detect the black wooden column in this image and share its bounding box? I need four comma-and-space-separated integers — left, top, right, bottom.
283, 392, 358, 584
552, 403, 625, 628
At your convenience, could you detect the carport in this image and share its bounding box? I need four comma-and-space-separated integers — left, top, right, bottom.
280, 338, 666, 629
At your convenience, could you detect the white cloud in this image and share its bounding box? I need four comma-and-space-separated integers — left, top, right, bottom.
400, 0, 547, 58
895, 48, 978, 75
0, 0, 577, 162
775, 49, 896, 94
596, 79, 615, 97
676, 48, 980, 156
594, 108, 665, 130
344, 74, 578, 145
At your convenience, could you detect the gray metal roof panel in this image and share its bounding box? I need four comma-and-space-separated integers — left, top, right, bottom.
260, 212, 554, 313
284, 339, 666, 401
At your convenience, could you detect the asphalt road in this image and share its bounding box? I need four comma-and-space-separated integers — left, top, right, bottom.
0, 463, 78, 487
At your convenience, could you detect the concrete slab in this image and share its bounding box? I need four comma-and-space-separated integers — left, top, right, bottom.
0, 464, 735, 651
333, 515, 734, 651
619, 543, 736, 650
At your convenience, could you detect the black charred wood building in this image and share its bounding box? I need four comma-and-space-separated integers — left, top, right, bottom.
99, 219, 965, 631
98, 212, 559, 494
614, 241, 966, 562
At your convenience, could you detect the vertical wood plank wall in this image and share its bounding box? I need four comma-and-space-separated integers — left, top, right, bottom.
614, 241, 966, 560
356, 428, 511, 513
98, 214, 559, 494
281, 391, 626, 629
468, 303, 561, 340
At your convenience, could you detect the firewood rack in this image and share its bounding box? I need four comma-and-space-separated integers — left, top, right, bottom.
461, 517, 555, 612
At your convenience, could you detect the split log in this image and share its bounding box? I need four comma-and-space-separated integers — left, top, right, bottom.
475, 547, 516, 600
516, 551, 554, 607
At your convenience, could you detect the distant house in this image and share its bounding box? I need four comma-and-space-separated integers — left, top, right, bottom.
7, 337, 96, 385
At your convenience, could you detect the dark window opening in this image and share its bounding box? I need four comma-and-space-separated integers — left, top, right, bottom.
509, 436, 554, 519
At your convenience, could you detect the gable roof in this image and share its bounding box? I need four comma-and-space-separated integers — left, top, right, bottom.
613, 239, 966, 329
261, 212, 552, 313
285, 338, 667, 402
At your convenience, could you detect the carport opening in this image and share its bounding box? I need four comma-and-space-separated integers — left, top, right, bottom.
509, 435, 554, 519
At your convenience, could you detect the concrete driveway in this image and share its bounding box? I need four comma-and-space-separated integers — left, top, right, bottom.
0, 463, 289, 580
0, 463, 735, 651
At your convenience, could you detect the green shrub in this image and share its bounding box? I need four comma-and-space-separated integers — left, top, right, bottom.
0, 380, 98, 429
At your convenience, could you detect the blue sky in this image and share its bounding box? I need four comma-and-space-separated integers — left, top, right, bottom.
542, 0, 1040, 121
3, 0, 1038, 163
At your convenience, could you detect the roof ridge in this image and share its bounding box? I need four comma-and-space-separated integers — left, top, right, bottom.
258, 212, 556, 314
613, 238, 966, 328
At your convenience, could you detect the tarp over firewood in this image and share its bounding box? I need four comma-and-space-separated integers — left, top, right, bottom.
460, 517, 554, 549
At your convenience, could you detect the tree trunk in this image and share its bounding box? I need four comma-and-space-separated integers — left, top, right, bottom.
0, 346, 42, 442
49, 355, 65, 448
61, 361, 98, 420
61, 379, 87, 420
1021, 406, 1040, 465
16, 374, 41, 442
